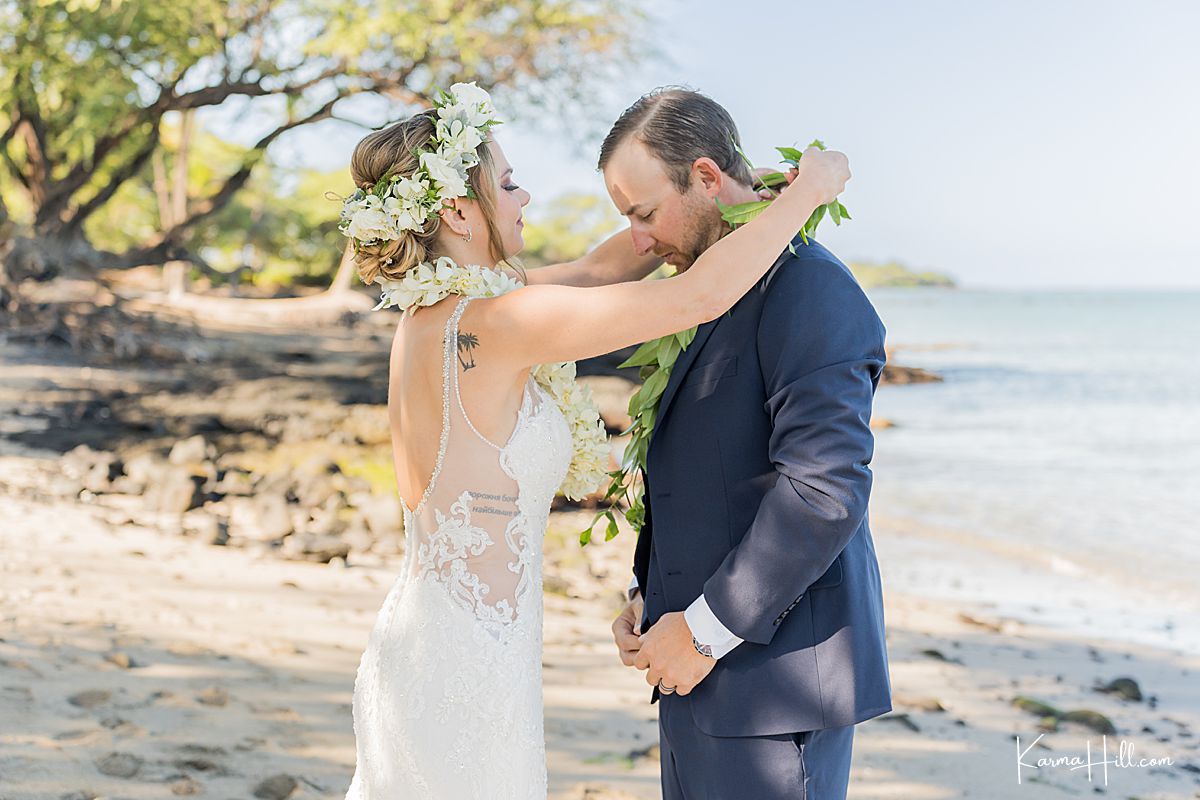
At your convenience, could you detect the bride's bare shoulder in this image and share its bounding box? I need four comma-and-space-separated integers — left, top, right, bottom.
387, 298, 466, 373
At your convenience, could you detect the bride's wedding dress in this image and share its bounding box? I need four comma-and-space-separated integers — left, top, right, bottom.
345, 295, 573, 799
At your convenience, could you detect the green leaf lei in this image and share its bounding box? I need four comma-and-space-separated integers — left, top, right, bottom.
577, 139, 850, 546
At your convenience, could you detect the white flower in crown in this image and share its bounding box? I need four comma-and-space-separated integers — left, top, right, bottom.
391, 174, 431, 205
438, 81, 496, 128
339, 191, 372, 223
420, 151, 469, 202
336, 81, 499, 250
436, 118, 485, 167
381, 195, 419, 234
345, 195, 399, 243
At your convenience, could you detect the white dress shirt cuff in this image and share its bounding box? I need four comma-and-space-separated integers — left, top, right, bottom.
628, 573, 640, 600
684, 593, 744, 659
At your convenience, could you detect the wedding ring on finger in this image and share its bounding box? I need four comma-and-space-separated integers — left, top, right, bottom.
658, 680, 676, 695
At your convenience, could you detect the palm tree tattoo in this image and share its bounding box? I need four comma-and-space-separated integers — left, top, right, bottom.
457, 331, 479, 370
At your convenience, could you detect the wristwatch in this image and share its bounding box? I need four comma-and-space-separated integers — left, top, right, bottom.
692, 634, 714, 659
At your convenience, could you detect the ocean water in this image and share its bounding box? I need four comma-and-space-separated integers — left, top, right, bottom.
866, 289, 1200, 653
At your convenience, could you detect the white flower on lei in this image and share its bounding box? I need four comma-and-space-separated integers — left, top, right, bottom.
371, 256, 521, 314
534, 361, 611, 501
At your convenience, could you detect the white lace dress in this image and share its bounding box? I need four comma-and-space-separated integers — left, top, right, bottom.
345, 295, 573, 799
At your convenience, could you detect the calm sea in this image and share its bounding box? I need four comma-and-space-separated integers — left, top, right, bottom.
866, 288, 1200, 654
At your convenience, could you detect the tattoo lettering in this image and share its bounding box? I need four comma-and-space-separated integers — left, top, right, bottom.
466, 490, 519, 518
472, 504, 518, 518
471, 491, 518, 502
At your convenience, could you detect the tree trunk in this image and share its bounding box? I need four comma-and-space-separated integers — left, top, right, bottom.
154, 110, 195, 299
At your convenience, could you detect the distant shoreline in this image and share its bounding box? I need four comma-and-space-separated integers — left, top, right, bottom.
850, 260, 957, 289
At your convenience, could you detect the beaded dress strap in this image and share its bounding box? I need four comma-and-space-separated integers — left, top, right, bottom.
405, 296, 469, 516
450, 296, 506, 451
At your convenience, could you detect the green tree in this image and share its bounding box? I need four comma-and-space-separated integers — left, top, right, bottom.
0, 0, 642, 282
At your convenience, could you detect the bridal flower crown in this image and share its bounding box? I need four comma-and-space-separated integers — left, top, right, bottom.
337, 81, 501, 249
339, 84, 611, 504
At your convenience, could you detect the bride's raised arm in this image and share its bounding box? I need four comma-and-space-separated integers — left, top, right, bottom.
475, 146, 849, 367
522, 227, 662, 287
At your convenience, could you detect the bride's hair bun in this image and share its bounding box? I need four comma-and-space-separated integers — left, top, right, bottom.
348, 111, 440, 286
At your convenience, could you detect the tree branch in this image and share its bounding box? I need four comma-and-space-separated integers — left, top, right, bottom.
151, 91, 351, 240
59, 125, 162, 235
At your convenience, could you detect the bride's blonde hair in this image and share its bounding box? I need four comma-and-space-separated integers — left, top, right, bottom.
348, 110, 525, 285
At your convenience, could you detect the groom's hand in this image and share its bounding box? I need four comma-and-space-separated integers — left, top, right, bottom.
634, 611, 717, 696
612, 591, 644, 667
753, 165, 800, 199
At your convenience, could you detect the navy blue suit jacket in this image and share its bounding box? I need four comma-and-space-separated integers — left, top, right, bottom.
635, 235, 893, 737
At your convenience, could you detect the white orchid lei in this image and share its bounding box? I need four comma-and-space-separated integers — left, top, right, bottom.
373, 257, 611, 502
337, 81, 500, 249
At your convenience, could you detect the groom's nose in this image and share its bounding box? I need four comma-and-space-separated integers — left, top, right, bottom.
630, 228, 656, 257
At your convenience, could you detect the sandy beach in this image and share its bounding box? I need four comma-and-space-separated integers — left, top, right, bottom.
2, 291, 1198, 800
4, 459, 1199, 799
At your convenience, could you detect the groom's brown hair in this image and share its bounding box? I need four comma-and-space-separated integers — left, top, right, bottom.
598, 86, 754, 192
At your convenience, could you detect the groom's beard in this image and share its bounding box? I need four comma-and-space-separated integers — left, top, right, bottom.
667, 198, 726, 274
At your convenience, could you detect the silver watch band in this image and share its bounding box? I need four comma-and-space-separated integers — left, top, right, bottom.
692, 634, 714, 659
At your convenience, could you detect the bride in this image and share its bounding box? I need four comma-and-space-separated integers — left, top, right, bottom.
340, 83, 849, 799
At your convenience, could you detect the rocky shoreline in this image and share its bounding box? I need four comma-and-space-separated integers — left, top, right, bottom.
1, 283, 940, 572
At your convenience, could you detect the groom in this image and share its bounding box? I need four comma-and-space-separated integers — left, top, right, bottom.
601, 87, 892, 799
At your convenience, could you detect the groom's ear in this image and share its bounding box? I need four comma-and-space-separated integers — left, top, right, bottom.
691, 157, 724, 198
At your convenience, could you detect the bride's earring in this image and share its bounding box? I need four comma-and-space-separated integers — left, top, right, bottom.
462, 227, 473, 243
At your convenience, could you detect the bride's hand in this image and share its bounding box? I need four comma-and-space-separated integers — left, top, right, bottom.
786, 145, 850, 206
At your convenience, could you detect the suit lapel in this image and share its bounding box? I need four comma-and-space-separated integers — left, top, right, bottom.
647, 313, 723, 456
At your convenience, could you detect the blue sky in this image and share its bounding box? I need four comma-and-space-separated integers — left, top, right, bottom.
248, 0, 1200, 288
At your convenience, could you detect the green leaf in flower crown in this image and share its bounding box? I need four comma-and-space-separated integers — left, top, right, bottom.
676, 326, 698, 350
776, 146, 805, 165
807, 139, 827, 151
619, 339, 661, 369
838, 201, 852, 220
719, 199, 772, 227
579, 525, 593, 546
